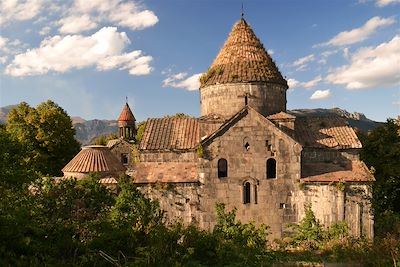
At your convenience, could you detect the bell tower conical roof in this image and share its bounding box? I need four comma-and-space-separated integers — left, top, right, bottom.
118, 103, 136, 123
200, 19, 287, 88
117, 102, 136, 141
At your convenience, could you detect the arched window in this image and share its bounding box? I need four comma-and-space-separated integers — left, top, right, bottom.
243, 182, 251, 204
267, 158, 276, 179
218, 158, 228, 178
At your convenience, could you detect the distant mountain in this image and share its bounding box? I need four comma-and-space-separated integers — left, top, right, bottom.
0, 105, 17, 124
73, 119, 118, 145
0, 105, 383, 145
288, 107, 383, 133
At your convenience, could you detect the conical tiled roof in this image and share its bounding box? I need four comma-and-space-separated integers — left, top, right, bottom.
200, 19, 287, 88
118, 103, 136, 122
62, 145, 126, 174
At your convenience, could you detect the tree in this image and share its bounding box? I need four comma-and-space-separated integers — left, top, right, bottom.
92, 133, 118, 145
359, 119, 400, 237
6, 100, 80, 176
0, 125, 37, 187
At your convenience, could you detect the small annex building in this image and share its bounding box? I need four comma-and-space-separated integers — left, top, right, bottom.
62, 145, 126, 191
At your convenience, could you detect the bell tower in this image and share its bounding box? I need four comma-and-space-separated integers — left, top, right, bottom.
118, 101, 136, 141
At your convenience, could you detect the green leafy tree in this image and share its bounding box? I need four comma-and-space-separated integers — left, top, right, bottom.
92, 133, 118, 145
359, 119, 400, 228
288, 204, 324, 250
135, 121, 146, 142
0, 125, 37, 187
6, 100, 80, 176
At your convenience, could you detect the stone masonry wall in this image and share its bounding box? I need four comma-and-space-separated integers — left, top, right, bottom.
140, 151, 197, 162
200, 82, 287, 118
109, 141, 134, 168
198, 109, 302, 239
292, 183, 373, 238
139, 183, 203, 225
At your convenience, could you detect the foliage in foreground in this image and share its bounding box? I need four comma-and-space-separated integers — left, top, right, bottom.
1, 176, 399, 266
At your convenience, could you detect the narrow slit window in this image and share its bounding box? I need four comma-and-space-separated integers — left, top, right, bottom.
218, 158, 228, 178
254, 184, 258, 204
121, 153, 129, 165
243, 182, 251, 204
267, 158, 277, 179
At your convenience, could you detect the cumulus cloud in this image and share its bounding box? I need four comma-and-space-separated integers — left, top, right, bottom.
1, 0, 158, 34
58, 15, 97, 34
287, 78, 300, 89
39, 26, 51, 36
0, 36, 8, 52
0, 0, 44, 25
5, 27, 153, 76
292, 54, 315, 71
287, 76, 322, 89
316, 16, 396, 47
69, 0, 158, 33
310, 90, 331, 100
376, 0, 400, 6
326, 35, 400, 89
0, 56, 8, 64
318, 50, 338, 64
163, 72, 202, 91
303, 75, 322, 89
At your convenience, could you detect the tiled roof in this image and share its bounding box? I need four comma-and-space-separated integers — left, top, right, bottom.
295, 117, 362, 149
139, 117, 200, 151
134, 162, 198, 183
302, 160, 374, 182
118, 103, 135, 122
106, 139, 120, 148
99, 177, 118, 184
200, 19, 287, 88
267, 112, 296, 120
62, 145, 126, 173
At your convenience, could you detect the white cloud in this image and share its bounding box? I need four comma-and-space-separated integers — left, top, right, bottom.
97, 50, 153, 75
326, 35, 400, 89
108, 2, 159, 30
316, 16, 396, 47
163, 72, 202, 91
0, 36, 8, 52
287, 78, 300, 89
287, 76, 322, 89
0, 56, 8, 64
39, 26, 51, 36
58, 15, 97, 34
5, 27, 153, 77
310, 90, 331, 100
376, 0, 400, 6
267, 49, 274, 55
303, 75, 322, 89
292, 54, 315, 71
0, 0, 44, 25
343, 47, 350, 60
69, 0, 158, 33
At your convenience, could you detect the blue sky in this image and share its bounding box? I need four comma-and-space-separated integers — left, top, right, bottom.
0, 0, 399, 122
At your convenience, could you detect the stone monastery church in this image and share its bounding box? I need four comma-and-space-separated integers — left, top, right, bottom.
63, 18, 374, 239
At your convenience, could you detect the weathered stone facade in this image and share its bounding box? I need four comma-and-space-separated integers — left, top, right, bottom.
200, 82, 287, 118
293, 183, 373, 239
127, 17, 374, 240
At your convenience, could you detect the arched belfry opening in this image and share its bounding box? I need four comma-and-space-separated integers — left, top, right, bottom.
118, 101, 136, 141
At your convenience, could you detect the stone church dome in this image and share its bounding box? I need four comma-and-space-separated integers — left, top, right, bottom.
200, 18, 287, 88
62, 145, 126, 179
